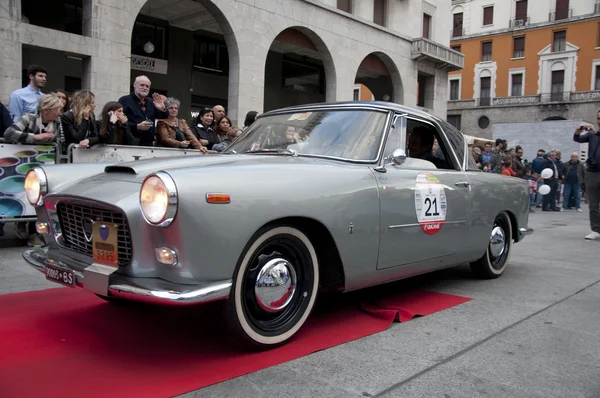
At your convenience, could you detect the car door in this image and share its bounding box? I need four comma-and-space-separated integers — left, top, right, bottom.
375, 113, 471, 270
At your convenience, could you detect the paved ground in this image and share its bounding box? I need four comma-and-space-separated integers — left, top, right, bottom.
1, 207, 599, 397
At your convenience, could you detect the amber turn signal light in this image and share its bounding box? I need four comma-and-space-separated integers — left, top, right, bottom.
206, 193, 231, 204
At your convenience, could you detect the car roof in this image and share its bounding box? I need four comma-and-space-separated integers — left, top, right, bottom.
260, 101, 443, 125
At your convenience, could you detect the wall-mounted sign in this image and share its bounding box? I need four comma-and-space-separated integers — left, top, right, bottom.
131, 54, 168, 75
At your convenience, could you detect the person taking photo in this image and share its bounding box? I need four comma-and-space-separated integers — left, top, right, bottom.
574, 113, 600, 240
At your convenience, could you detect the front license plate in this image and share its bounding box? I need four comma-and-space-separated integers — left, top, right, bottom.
45, 263, 75, 287
92, 222, 119, 267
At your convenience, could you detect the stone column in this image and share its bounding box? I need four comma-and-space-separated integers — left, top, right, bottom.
0, 1, 22, 104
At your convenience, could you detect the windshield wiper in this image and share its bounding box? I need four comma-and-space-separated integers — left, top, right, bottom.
242, 148, 298, 157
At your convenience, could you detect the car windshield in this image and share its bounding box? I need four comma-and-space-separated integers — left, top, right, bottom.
226, 109, 389, 161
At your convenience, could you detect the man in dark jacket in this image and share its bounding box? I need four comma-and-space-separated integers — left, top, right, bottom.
541, 151, 561, 212
562, 152, 585, 211
574, 117, 600, 240
0, 102, 11, 138
118, 75, 168, 146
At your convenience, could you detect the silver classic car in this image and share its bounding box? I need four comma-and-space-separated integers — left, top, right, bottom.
22, 102, 533, 349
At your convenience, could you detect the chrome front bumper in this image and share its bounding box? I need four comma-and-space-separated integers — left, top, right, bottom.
519, 227, 534, 240
23, 248, 232, 306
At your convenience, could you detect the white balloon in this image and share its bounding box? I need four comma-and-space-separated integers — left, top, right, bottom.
541, 168, 553, 179
538, 184, 551, 195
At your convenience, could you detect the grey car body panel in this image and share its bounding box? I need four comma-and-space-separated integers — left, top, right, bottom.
29, 101, 531, 297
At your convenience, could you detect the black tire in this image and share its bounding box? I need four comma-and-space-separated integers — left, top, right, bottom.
226, 225, 319, 350
470, 212, 512, 279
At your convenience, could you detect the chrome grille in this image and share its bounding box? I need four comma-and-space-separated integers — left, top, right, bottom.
57, 202, 132, 266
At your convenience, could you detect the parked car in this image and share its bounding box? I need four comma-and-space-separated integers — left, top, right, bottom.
22, 101, 533, 349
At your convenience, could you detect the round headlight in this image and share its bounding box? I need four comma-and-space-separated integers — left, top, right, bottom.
140, 172, 178, 227
24, 168, 47, 206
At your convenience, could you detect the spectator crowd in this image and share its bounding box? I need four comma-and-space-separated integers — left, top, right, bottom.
0, 65, 258, 156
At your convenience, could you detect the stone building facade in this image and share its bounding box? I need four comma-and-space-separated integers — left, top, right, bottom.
0, 0, 462, 126
447, 0, 600, 138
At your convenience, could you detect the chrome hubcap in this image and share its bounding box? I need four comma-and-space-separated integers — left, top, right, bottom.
489, 226, 505, 258
255, 258, 297, 313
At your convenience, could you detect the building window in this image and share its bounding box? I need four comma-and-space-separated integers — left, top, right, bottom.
450, 80, 460, 100
595, 65, 600, 90
132, 21, 167, 60
353, 88, 360, 101
513, 37, 525, 58
423, 13, 431, 39
480, 76, 491, 106
551, 70, 565, 101
453, 13, 464, 37
515, 0, 528, 23
553, 30, 566, 52
452, 45, 462, 53
511, 73, 523, 96
555, 0, 570, 20
282, 55, 325, 95
64, 76, 81, 94
478, 116, 490, 129
483, 6, 494, 26
337, 0, 352, 13
193, 36, 229, 75
447, 115, 462, 130
482, 41, 492, 62
597, 23, 600, 47
373, 0, 387, 27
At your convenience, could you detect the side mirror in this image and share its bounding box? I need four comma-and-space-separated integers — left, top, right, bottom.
392, 148, 406, 165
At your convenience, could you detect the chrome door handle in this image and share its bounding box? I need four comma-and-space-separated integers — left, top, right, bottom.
455, 181, 470, 187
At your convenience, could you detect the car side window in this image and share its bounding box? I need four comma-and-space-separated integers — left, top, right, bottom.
405, 119, 456, 170
439, 120, 466, 168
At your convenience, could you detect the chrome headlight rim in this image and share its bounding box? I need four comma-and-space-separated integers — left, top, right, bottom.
25, 167, 48, 207
140, 171, 178, 227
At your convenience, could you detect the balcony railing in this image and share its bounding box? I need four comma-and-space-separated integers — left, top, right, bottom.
451, 27, 465, 38
477, 97, 491, 107
509, 17, 530, 28
411, 38, 464, 70
549, 8, 572, 21
541, 92, 571, 102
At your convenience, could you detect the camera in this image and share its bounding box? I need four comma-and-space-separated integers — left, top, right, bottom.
580, 125, 590, 131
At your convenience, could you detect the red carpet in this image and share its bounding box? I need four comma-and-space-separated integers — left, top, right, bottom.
0, 287, 471, 398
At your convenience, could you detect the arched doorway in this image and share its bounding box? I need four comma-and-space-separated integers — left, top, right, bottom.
354, 52, 403, 103
263, 27, 336, 112
130, 0, 240, 122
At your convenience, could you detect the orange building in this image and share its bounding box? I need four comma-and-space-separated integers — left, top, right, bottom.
447, 0, 600, 136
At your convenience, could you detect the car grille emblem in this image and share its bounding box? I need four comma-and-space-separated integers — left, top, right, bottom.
82, 218, 94, 242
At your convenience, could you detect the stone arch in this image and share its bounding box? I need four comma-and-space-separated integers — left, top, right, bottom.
263, 26, 337, 111
551, 61, 566, 71
354, 52, 404, 103
479, 69, 492, 78
127, 0, 242, 122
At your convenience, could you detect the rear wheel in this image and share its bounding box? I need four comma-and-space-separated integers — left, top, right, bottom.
470, 213, 512, 279
227, 226, 319, 350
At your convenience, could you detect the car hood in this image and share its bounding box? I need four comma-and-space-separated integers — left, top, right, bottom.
103, 154, 355, 180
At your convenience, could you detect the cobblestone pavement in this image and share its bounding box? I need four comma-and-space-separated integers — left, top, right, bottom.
1, 206, 599, 397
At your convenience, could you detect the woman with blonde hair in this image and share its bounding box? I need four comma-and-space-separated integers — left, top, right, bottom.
156, 97, 206, 150
60, 90, 99, 149
4, 93, 63, 144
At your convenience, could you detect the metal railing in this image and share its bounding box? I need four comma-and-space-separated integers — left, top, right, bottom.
509, 16, 530, 28
549, 8, 572, 21
411, 38, 464, 69
541, 92, 571, 102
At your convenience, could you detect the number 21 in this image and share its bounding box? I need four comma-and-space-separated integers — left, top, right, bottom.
424, 197, 440, 217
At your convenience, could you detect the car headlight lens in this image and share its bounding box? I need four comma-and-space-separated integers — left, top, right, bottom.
24, 168, 47, 206
140, 172, 178, 226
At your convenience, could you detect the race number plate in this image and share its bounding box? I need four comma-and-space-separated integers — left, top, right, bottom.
45, 263, 75, 287
92, 222, 119, 267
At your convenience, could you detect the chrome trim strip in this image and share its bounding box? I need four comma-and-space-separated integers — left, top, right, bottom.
388, 220, 466, 229
23, 248, 232, 306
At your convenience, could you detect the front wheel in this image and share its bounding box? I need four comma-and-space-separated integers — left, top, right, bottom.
470, 213, 512, 279
227, 226, 319, 350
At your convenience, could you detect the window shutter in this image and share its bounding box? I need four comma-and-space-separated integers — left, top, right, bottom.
483, 7, 494, 25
